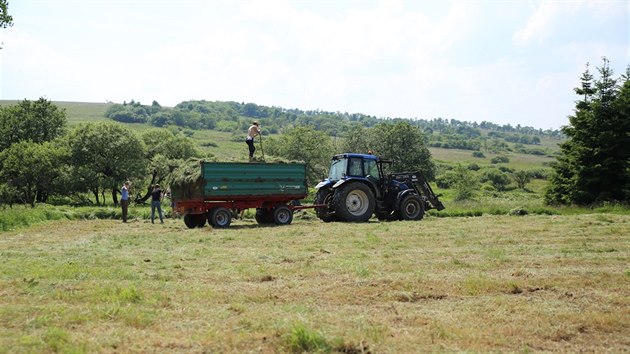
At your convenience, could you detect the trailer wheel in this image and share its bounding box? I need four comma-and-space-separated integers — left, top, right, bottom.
184, 214, 205, 228
315, 188, 335, 222
184, 214, 196, 228
332, 182, 375, 222
272, 205, 293, 225
255, 208, 273, 224
210, 207, 232, 228
398, 194, 424, 221
206, 212, 215, 227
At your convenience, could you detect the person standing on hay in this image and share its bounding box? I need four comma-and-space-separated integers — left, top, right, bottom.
246, 121, 261, 162
121, 181, 131, 223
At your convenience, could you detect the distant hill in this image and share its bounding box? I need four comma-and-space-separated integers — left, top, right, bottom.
0, 100, 113, 125
1, 99, 562, 160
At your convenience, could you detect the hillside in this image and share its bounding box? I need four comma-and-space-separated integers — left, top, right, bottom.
0, 100, 563, 164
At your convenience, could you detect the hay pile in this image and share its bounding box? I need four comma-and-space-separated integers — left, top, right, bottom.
169, 158, 203, 186
167, 157, 306, 201
258, 156, 304, 164
168, 158, 204, 201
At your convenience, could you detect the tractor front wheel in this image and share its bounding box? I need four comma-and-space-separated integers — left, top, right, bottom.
332, 182, 375, 222
398, 194, 424, 221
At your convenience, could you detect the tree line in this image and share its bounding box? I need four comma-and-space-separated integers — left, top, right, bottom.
106, 99, 560, 156
0, 99, 203, 206
0, 100, 438, 207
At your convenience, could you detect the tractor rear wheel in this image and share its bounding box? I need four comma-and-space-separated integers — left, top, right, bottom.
332, 182, 375, 222
398, 194, 424, 221
315, 188, 335, 222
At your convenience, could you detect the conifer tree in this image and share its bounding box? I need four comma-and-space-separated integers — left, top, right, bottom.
546, 58, 630, 204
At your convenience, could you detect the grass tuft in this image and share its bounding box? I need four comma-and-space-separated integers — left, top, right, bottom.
285, 324, 331, 353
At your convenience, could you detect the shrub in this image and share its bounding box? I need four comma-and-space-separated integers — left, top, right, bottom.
436, 171, 458, 189
472, 151, 486, 158
490, 156, 510, 164
481, 170, 511, 191
509, 207, 529, 216
452, 165, 479, 201
513, 170, 532, 189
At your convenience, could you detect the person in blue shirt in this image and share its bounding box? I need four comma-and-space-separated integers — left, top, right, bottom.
121, 181, 131, 222
151, 184, 164, 224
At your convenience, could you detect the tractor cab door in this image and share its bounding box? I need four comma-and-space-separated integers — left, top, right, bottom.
363, 158, 383, 198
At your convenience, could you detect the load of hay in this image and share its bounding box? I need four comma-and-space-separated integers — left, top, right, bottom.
168, 158, 204, 201
167, 157, 306, 201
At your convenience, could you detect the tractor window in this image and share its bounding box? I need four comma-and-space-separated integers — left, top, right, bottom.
364, 159, 380, 180
348, 157, 364, 176
328, 158, 347, 180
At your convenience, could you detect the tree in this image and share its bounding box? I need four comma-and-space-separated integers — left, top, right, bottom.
134, 129, 202, 203
369, 122, 436, 180
0, 141, 68, 206
0, 0, 13, 29
546, 58, 630, 204
67, 123, 146, 205
340, 123, 371, 154
451, 164, 479, 201
266, 126, 334, 185
142, 129, 200, 160
512, 170, 532, 190
0, 98, 67, 151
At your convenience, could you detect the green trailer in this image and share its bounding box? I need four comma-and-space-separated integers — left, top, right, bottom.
172, 161, 309, 228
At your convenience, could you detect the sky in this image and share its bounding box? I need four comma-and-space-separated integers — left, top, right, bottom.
0, 0, 628, 130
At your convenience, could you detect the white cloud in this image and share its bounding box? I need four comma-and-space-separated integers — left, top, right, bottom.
513, 1, 560, 46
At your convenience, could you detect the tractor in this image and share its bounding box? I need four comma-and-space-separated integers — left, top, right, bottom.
314, 153, 445, 222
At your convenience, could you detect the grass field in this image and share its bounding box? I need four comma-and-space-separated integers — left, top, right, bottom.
1, 214, 629, 353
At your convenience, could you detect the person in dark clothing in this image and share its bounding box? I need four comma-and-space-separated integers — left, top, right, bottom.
151, 184, 164, 224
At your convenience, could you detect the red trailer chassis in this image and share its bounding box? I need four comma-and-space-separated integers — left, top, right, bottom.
174, 194, 323, 228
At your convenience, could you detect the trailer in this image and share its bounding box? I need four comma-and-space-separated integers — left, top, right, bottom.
171, 161, 310, 228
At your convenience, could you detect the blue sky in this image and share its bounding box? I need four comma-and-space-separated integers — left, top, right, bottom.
1, 0, 628, 130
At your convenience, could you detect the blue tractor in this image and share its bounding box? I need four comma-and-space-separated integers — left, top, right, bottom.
314, 153, 445, 222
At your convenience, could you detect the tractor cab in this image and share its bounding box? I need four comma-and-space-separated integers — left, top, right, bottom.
324, 153, 383, 187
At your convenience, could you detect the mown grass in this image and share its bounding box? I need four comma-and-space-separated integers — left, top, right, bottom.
1, 214, 628, 352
